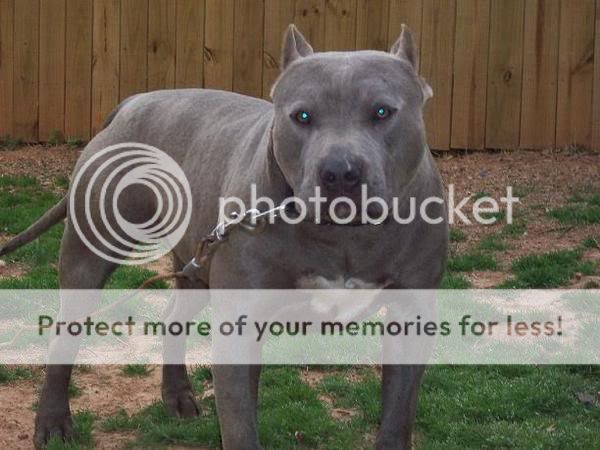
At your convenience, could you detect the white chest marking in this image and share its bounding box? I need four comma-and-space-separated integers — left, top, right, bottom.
296, 275, 386, 290
296, 275, 389, 322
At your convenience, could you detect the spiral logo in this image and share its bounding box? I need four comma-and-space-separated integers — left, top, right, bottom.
69, 143, 192, 265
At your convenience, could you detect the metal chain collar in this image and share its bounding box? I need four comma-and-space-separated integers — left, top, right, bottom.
180, 205, 289, 281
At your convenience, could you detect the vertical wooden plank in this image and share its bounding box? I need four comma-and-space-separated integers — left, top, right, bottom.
519, 0, 559, 150
450, 0, 490, 150
233, 0, 264, 97
356, 0, 390, 50
204, 0, 234, 91
175, 0, 205, 88
91, 0, 120, 135
148, 0, 176, 91
263, 0, 294, 98
388, 0, 422, 53
593, 0, 600, 149
556, 0, 595, 148
485, 0, 524, 149
324, 0, 357, 51
39, 0, 66, 141
120, 0, 149, 100
0, 0, 14, 136
294, 0, 326, 51
13, 0, 39, 141
65, 0, 92, 140
421, 0, 456, 150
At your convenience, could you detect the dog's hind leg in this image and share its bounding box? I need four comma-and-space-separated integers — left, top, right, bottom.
33, 225, 119, 449
161, 256, 209, 418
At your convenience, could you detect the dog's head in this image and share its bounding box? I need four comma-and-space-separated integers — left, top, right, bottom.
271, 25, 432, 223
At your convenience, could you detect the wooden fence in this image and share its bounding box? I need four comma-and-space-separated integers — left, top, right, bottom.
0, 0, 599, 150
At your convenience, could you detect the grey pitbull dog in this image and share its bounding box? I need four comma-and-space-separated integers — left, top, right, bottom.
1, 25, 447, 449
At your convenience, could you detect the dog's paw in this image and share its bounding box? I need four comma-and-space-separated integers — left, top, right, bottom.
33, 411, 74, 449
162, 387, 201, 418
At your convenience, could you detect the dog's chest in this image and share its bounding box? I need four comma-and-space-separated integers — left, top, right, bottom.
294, 275, 388, 321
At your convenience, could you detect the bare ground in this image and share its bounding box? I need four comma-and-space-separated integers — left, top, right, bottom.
0, 146, 599, 448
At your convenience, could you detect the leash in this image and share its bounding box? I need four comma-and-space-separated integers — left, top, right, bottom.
138, 205, 290, 288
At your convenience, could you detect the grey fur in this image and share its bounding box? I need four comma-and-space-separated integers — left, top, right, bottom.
2, 25, 447, 450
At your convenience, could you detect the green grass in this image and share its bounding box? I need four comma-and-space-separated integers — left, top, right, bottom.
97, 365, 600, 449
66, 137, 86, 149
479, 209, 506, 223
68, 380, 82, 398
102, 366, 361, 449
499, 249, 596, 288
416, 366, 600, 449
190, 366, 213, 390
501, 219, 527, 238
121, 364, 153, 377
318, 366, 600, 449
478, 234, 507, 252
101, 400, 221, 448
0, 177, 63, 288
0, 135, 24, 150
449, 228, 467, 243
547, 193, 600, 225
471, 191, 490, 200
53, 175, 70, 190
448, 252, 497, 272
47, 129, 65, 146
0, 365, 32, 383
0, 175, 38, 188
440, 272, 472, 289
0, 176, 165, 289
105, 267, 168, 289
45, 411, 95, 450
0, 187, 60, 233
581, 235, 600, 250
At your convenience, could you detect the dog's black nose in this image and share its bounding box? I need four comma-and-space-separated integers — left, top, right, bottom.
318, 157, 363, 194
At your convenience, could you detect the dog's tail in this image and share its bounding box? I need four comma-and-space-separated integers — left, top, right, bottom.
0, 196, 67, 257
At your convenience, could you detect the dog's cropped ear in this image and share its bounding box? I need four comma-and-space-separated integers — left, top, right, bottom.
281, 24, 313, 70
390, 24, 418, 71
390, 24, 433, 104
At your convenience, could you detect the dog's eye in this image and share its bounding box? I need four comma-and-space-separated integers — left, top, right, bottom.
293, 110, 311, 125
374, 106, 394, 120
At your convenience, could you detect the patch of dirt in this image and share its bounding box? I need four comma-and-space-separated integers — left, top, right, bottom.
0, 366, 163, 449
570, 275, 600, 289
329, 407, 358, 421
299, 367, 328, 387
0, 259, 27, 279
70, 365, 162, 418
300, 367, 363, 422
0, 145, 79, 180
0, 377, 37, 450
93, 430, 137, 450
582, 248, 600, 262
438, 150, 600, 271
467, 271, 509, 289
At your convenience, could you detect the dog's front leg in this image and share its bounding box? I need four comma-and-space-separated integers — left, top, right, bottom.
213, 364, 261, 450
376, 364, 425, 450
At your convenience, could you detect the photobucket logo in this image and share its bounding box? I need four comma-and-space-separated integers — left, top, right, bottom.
69, 143, 192, 265
219, 184, 519, 226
